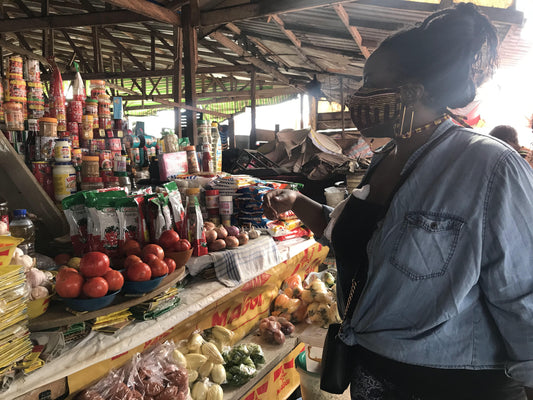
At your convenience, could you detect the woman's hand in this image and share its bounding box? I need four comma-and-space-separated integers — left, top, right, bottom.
263, 189, 299, 220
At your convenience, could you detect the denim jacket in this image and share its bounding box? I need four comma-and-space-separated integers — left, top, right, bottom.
331, 119, 533, 387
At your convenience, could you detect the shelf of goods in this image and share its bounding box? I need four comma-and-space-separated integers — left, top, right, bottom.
2, 238, 328, 400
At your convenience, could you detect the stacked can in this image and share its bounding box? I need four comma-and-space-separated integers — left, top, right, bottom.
4, 56, 27, 129
26, 59, 44, 120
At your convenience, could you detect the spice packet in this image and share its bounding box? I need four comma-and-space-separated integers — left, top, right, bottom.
62, 192, 89, 256
115, 197, 140, 246
163, 181, 185, 236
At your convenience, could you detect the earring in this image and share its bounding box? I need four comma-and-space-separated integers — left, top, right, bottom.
395, 104, 415, 139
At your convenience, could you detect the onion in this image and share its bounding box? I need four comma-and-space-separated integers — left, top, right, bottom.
205, 229, 218, 243
214, 225, 227, 239
208, 239, 226, 252
237, 232, 249, 245
224, 236, 239, 249
203, 221, 215, 231
226, 225, 240, 236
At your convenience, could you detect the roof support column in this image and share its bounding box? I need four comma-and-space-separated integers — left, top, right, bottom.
173, 26, 183, 138
250, 68, 257, 149
182, 1, 199, 145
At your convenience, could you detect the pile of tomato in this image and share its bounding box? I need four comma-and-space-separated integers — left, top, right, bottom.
55, 230, 191, 299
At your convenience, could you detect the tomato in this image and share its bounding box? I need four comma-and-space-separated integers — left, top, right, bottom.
57, 266, 78, 277
82, 277, 109, 298
124, 255, 142, 270
174, 239, 191, 252
149, 258, 169, 278
121, 239, 142, 257
103, 269, 124, 292
80, 252, 111, 278
54, 253, 71, 266
142, 252, 159, 265
142, 244, 165, 260
163, 257, 176, 274
158, 230, 180, 252
126, 262, 152, 282
56, 271, 84, 298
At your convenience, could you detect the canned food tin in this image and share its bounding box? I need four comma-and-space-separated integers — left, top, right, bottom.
93, 139, 106, 152
8, 56, 23, 79
67, 121, 79, 136
107, 138, 122, 151
26, 59, 41, 82
6, 79, 26, 102
70, 135, 80, 149
72, 148, 83, 166
31, 161, 54, 199
99, 150, 113, 170
36, 136, 55, 161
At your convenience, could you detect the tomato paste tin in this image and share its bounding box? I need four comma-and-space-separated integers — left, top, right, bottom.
31, 161, 54, 199
107, 138, 122, 151
7, 56, 23, 79
36, 136, 56, 161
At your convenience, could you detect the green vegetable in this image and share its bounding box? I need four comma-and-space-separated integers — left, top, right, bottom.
245, 343, 265, 365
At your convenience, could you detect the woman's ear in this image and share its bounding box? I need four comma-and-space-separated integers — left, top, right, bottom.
399, 83, 425, 105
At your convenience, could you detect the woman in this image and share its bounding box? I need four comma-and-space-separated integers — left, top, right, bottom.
263, 3, 533, 400
489, 125, 521, 151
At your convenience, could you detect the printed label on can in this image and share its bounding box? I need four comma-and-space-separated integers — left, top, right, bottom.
36, 136, 55, 161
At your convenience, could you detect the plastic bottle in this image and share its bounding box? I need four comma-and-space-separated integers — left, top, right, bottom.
9, 209, 35, 256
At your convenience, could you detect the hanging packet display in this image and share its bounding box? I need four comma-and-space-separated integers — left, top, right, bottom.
163, 181, 185, 236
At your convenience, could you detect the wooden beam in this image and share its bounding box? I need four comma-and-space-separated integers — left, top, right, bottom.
61, 30, 92, 72
100, 28, 146, 70
333, 4, 370, 59
0, 11, 153, 33
271, 14, 325, 72
174, 27, 183, 136
209, 31, 291, 85
0, 39, 50, 66
250, 68, 257, 149
200, 0, 355, 26
182, 2, 199, 143
101, 0, 181, 25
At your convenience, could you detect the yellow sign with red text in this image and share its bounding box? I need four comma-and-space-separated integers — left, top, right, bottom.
243, 343, 305, 400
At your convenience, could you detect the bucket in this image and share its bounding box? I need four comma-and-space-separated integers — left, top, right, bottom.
295, 351, 350, 400
324, 187, 346, 207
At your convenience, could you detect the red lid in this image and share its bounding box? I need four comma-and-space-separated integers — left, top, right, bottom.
206, 190, 219, 195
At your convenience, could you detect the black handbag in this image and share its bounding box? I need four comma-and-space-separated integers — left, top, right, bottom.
320, 277, 359, 394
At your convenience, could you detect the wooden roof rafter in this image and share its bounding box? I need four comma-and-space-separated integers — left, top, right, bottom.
333, 4, 370, 59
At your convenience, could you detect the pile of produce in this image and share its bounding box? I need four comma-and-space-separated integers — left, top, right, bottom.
258, 315, 294, 345
76, 341, 188, 400
203, 221, 259, 252
272, 271, 339, 327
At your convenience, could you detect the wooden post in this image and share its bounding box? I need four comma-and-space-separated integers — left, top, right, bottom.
300, 94, 304, 129
309, 96, 318, 131
92, 27, 101, 72
228, 117, 235, 149
41, 0, 49, 58
173, 27, 183, 138
182, 2, 198, 145
250, 68, 257, 149
340, 77, 345, 138
151, 32, 156, 71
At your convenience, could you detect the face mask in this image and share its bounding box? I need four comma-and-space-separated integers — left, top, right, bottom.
348, 87, 402, 138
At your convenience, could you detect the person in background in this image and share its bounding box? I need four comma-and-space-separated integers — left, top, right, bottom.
489, 125, 521, 151
264, 3, 533, 400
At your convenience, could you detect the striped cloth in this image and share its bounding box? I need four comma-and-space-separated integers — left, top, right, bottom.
211, 235, 281, 287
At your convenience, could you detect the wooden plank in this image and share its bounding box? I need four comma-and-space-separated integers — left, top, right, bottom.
0, 10, 153, 33
41, 65, 254, 81
0, 39, 50, 66
101, 0, 181, 25
200, 0, 355, 26
209, 31, 291, 85
333, 4, 370, 59
28, 267, 187, 331
61, 29, 93, 72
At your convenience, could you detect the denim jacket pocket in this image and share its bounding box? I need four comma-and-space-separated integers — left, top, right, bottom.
390, 212, 464, 280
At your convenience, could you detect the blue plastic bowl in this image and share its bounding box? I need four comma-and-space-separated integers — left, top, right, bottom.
61, 290, 120, 312
123, 274, 167, 295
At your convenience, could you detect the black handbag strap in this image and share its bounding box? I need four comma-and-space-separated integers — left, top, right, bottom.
341, 125, 457, 324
